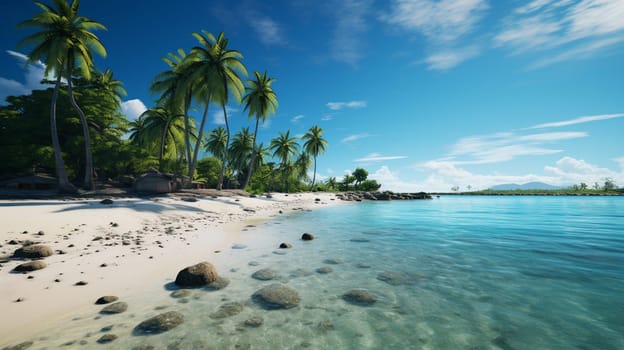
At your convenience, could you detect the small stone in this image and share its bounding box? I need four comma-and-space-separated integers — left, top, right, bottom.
96, 334, 117, 344
355, 262, 371, 269
210, 302, 244, 319
92, 236, 103, 241
95, 296, 119, 304
74, 281, 88, 286
2, 341, 34, 350
231, 243, 247, 249
170, 290, 191, 298
323, 258, 343, 265
251, 268, 279, 281
252, 284, 300, 309
342, 289, 378, 306
316, 267, 333, 274
100, 263, 107, 267
100, 302, 128, 314
279, 242, 292, 249
12, 261, 46, 272
206, 276, 230, 291
301, 233, 315, 241
134, 311, 184, 334
37, 231, 45, 236
100, 199, 114, 205
243, 316, 264, 328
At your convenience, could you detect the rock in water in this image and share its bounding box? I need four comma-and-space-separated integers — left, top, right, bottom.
251, 268, 279, 281
12, 261, 46, 272
13, 245, 53, 259
210, 302, 244, 319
206, 276, 230, 291
301, 233, 315, 241
100, 199, 114, 205
342, 289, 378, 306
2, 341, 34, 350
134, 311, 184, 335
170, 290, 191, 298
95, 296, 119, 304
377, 271, 424, 286
174, 261, 218, 287
100, 302, 128, 314
316, 267, 333, 274
279, 242, 292, 249
243, 316, 264, 328
252, 284, 300, 309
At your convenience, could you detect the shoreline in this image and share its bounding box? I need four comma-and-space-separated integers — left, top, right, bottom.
0, 192, 344, 347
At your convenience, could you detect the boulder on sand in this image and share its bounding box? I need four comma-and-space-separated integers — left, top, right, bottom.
100, 302, 128, 314
13, 245, 53, 259
174, 262, 218, 287
12, 261, 46, 272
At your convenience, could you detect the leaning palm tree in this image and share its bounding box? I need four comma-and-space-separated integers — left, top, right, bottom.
302, 125, 329, 189
185, 30, 247, 189
241, 71, 278, 189
270, 130, 299, 192
18, 0, 107, 192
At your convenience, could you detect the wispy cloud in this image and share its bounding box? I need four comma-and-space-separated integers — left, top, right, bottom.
249, 16, 286, 46
121, 99, 147, 121
330, 0, 372, 66
495, 0, 624, 68
382, 0, 488, 70
321, 114, 334, 121
529, 113, 624, 129
291, 114, 304, 123
326, 100, 367, 110
341, 133, 369, 143
355, 153, 407, 162
212, 106, 239, 125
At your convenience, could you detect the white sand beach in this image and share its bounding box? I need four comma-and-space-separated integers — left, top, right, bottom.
0, 192, 342, 346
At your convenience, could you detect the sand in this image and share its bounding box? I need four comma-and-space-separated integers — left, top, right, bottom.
0, 192, 342, 346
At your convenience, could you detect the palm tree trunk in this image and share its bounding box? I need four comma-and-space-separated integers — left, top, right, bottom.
242, 117, 260, 189
189, 102, 210, 186
310, 156, 317, 190
183, 91, 192, 178
66, 66, 94, 190
50, 75, 77, 194
218, 104, 230, 190
159, 115, 172, 172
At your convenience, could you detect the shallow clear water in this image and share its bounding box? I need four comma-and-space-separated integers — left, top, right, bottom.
14, 196, 624, 349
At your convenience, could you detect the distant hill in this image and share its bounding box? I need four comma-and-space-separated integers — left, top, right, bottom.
489, 182, 564, 190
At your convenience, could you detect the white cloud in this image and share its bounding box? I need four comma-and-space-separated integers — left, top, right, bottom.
212, 106, 238, 125
544, 156, 624, 185
321, 114, 334, 121
355, 153, 407, 162
495, 0, 624, 68
121, 99, 147, 121
0, 50, 55, 102
291, 114, 304, 123
382, 0, 488, 70
341, 133, 369, 143
331, 0, 372, 65
424, 46, 479, 70
326, 100, 367, 110
249, 16, 286, 46
529, 113, 624, 129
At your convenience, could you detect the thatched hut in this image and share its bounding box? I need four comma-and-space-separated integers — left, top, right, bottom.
134, 168, 173, 193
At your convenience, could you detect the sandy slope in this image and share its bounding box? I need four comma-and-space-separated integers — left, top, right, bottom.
0, 192, 341, 346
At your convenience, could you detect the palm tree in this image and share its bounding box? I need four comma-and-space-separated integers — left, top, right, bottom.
18, 0, 107, 192
302, 125, 329, 189
228, 127, 253, 181
294, 152, 311, 184
205, 126, 228, 163
241, 71, 278, 188
128, 114, 149, 148
92, 68, 127, 104
141, 107, 189, 171
150, 49, 194, 174
185, 30, 247, 189
270, 131, 299, 192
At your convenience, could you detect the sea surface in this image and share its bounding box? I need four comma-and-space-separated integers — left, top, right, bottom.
16, 196, 624, 349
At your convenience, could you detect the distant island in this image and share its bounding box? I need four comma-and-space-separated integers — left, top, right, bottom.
438, 180, 623, 196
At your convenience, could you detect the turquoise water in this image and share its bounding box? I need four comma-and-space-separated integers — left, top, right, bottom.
12, 196, 624, 349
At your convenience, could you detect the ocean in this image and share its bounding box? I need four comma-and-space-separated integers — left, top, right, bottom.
19, 196, 624, 349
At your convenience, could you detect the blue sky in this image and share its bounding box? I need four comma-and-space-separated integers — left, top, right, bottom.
1, 0, 623, 191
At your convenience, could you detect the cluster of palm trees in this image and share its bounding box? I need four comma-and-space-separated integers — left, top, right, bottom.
19, 0, 328, 193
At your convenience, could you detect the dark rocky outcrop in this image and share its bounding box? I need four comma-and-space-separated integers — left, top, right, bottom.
336, 191, 432, 201
252, 284, 300, 309
342, 289, 378, 306
134, 311, 184, 335
174, 261, 218, 287
12, 245, 53, 259
12, 261, 46, 272
100, 302, 128, 314
95, 296, 119, 304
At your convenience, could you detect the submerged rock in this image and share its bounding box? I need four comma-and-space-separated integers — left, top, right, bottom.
316, 267, 333, 274
279, 242, 292, 249
251, 268, 279, 281
100, 302, 128, 314
175, 261, 218, 287
377, 271, 424, 286
134, 311, 184, 335
243, 315, 264, 328
96, 334, 117, 344
210, 302, 244, 319
349, 238, 370, 243
301, 233, 315, 241
323, 258, 343, 265
12, 245, 53, 259
95, 296, 119, 304
3, 341, 34, 350
170, 290, 191, 298
12, 261, 46, 272
206, 276, 230, 291
252, 284, 300, 309
342, 289, 378, 306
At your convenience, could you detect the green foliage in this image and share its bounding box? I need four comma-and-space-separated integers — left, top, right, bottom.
359, 179, 381, 191
195, 157, 221, 187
